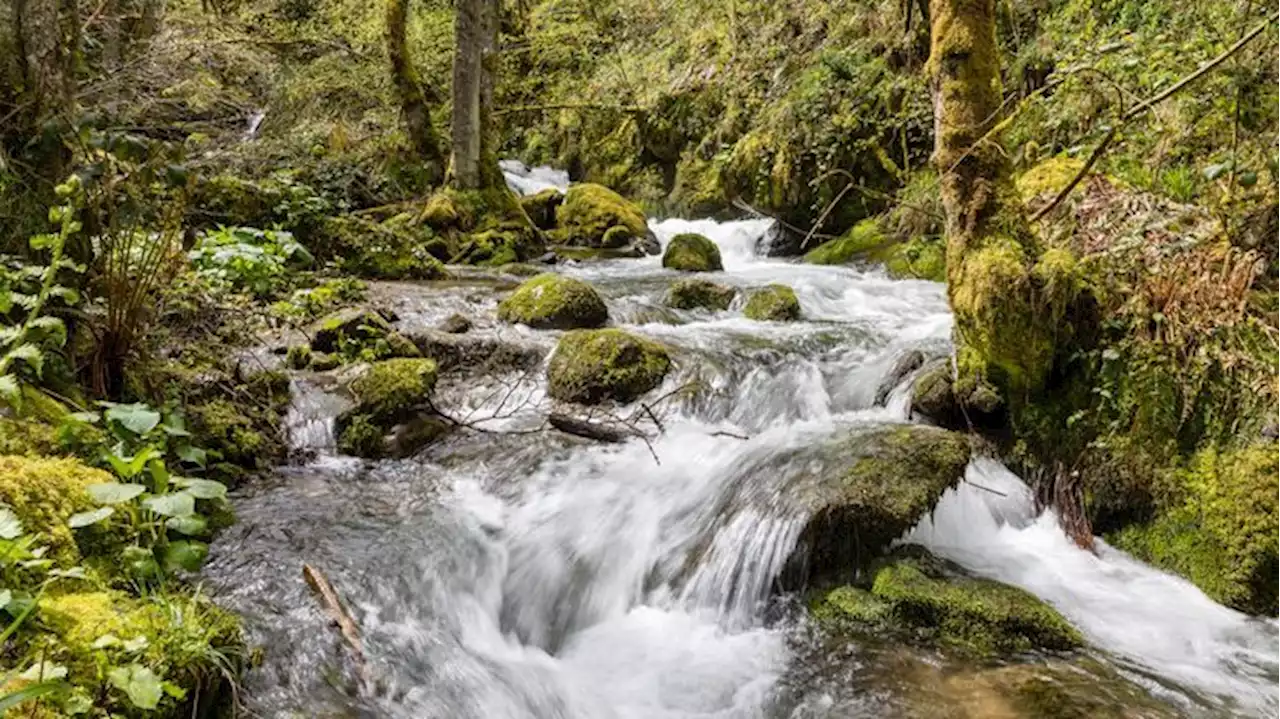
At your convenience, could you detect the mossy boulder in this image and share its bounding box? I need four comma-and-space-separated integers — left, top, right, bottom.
774, 425, 972, 585
35, 590, 243, 717
1108, 444, 1278, 615
911, 360, 1005, 431
520, 188, 564, 230
803, 219, 945, 281
335, 359, 439, 458
554, 183, 655, 253
743, 284, 801, 321
0, 456, 114, 565
310, 307, 419, 361
803, 219, 888, 265
661, 232, 723, 272
548, 329, 672, 404
811, 549, 1083, 656
420, 186, 545, 266
319, 216, 450, 280
497, 273, 609, 329
665, 278, 737, 311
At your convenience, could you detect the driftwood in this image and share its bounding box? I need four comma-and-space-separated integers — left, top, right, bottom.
303, 563, 373, 690
548, 412, 640, 443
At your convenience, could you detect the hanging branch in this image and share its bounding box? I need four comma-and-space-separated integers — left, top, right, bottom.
1031, 11, 1279, 222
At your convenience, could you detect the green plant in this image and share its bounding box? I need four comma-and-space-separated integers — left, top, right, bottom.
268, 277, 366, 320
63, 402, 226, 585
189, 226, 314, 299
0, 181, 85, 409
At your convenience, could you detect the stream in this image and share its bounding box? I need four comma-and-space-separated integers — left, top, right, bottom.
204, 165, 1279, 718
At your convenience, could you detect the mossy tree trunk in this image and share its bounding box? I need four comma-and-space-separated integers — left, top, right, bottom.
450, 0, 502, 190
928, 0, 1067, 402
385, 0, 445, 181
5, 0, 77, 185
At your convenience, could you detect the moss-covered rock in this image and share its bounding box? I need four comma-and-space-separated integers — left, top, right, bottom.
554, 183, 654, 251
497, 273, 609, 329
661, 232, 723, 272
520, 188, 564, 230
811, 549, 1083, 656
665, 278, 736, 311
319, 215, 450, 280
0, 456, 114, 565
334, 359, 439, 458
1108, 445, 1278, 615
775, 425, 971, 584
36, 590, 243, 717
803, 219, 888, 265
310, 307, 419, 361
548, 329, 672, 404
421, 186, 545, 266
743, 284, 801, 321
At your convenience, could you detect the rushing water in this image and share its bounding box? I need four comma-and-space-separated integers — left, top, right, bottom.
205, 169, 1278, 718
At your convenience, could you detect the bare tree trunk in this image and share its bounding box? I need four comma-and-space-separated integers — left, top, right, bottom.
385, 0, 445, 180
928, 0, 1059, 401
455, 0, 483, 189
10, 0, 76, 180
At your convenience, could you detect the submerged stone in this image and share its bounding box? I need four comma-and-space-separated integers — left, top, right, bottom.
548, 329, 671, 404
665, 278, 737, 311
662, 232, 724, 272
776, 424, 972, 585
497, 273, 609, 329
743, 284, 801, 321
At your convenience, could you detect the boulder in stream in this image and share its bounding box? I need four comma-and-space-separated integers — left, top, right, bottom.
548, 329, 671, 404
779, 424, 971, 585
665, 278, 737, 311
309, 307, 419, 361
810, 547, 1084, 656
335, 358, 441, 458
662, 232, 724, 272
520, 188, 564, 231
743, 284, 801, 321
553, 183, 658, 255
911, 360, 1005, 431
497, 273, 609, 329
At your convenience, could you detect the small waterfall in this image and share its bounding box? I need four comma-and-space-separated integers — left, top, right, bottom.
282, 376, 350, 456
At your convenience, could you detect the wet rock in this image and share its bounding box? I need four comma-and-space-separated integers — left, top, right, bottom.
665, 278, 736, 311
309, 352, 340, 371
406, 329, 545, 375
743, 284, 801, 321
874, 350, 926, 406
520, 188, 564, 231
497, 273, 609, 330
310, 308, 390, 352
535, 251, 559, 265
662, 232, 724, 272
334, 358, 438, 458
911, 360, 1004, 431
437, 313, 473, 334
548, 329, 671, 404
553, 183, 658, 255
810, 547, 1083, 656
499, 262, 544, 277
777, 424, 971, 585
386, 415, 454, 458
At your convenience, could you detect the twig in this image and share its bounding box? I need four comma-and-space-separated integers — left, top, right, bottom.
710, 430, 750, 440
302, 563, 372, 692
964, 479, 1008, 497
548, 412, 639, 443
1030, 11, 1278, 222
640, 402, 665, 433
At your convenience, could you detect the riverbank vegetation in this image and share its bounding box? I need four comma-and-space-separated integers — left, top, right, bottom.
0, 0, 1275, 712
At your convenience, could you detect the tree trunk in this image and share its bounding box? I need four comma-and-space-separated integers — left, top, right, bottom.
9, 0, 76, 181
451, 0, 501, 190
928, 0, 1061, 401
385, 0, 445, 180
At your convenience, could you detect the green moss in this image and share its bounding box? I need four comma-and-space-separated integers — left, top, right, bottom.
0, 456, 114, 566
347, 358, 438, 421
421, 186, 544, 265
803, 219, 888, 265
665, 278, 736, 311
743, 284, 801, 321
188, 399, 270, 476
661, 233, 723, 272
1108, 445, 1278, 614
286, 344, 313, 369
548, 329, 672, 404
500, 262, 544, 277
336, 413, 385, 457
884, 236, 947, 282
555, 183, 650, 247
320, 216, 450, 280
812, 551, 1083, 656
601, 225, 634, 249
37, 590, 243, 717
497, 273, 609, 329
1017, 156, 1086, 203
310, 307, 420, 362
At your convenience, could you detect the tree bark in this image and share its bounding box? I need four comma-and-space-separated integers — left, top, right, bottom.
450, 0, 501, 190
385, 0, 445, 180
928, 0, 1059, 400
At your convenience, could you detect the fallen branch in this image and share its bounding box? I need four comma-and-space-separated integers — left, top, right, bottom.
494, 103, 643, 116
548, 412, 641, 443
1031, 11, 1278, 222
302, 563, 372, 691
710, 430, 750, 440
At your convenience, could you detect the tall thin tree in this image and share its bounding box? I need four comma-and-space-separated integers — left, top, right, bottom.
385, 0, 446, 180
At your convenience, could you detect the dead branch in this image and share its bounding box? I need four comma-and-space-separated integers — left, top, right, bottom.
549, 412, 641, 443
1031, 11, 1278, 222
302, 563, 373, 691
494, 103, 643, 116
